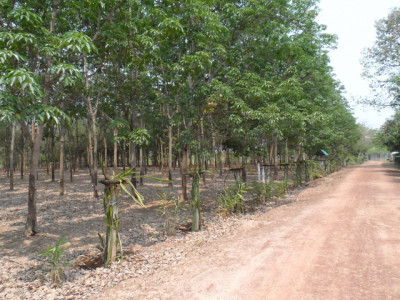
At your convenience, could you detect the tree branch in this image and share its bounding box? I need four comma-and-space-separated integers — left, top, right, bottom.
91, 0, 128, 42
19, 121, 33, 148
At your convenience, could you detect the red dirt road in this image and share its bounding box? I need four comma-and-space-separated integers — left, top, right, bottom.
97, 161, 400, 299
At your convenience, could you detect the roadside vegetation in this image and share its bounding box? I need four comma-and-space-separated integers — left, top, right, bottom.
1, 0, 395, 280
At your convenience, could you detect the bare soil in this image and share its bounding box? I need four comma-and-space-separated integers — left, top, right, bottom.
1, 161, 400, 299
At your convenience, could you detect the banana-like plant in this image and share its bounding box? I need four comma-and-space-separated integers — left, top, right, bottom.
99, 162, 144, 267
99, 161, 170, 266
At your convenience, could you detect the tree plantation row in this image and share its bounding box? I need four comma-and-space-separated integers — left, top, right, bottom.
0, 0, 364, 239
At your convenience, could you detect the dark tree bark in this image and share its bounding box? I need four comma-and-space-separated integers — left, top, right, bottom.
9, 121, 16, 190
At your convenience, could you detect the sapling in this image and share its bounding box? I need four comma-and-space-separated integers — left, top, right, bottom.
38, 235, 70, 285
158, 189, 177, 235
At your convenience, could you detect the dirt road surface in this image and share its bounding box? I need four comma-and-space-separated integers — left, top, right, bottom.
96, 161, 400, 299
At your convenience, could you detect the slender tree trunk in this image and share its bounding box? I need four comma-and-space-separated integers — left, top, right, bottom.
51, 125, 55, 182
24, 123, 45, 236
59, 124, 65, 195
104, 137, 108, 169
211, 120, 217, 180
168, 122, 173, 188
122, 144, 126, 171
20, 133, 24, 179
200, 117, 206, 186
9, 121, 16, 190
24, 0, 59, 236
160, 137, 165, 174
74, 121, 79, 171
226, 149, 231, 168
285, 137, 289, 163
83, 55, 98, 198
113, 128, 118, 174
129, 110, 137, 191
241, 155, 247, 183
181, 144, 188, 201
219, 145, 223, 176
69, 132, 73, 182
87, 126, 93, 178
139, 147, 144, 185
273, 135, 279, 180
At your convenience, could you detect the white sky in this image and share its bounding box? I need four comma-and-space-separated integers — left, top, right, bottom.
317, 0, 399, 129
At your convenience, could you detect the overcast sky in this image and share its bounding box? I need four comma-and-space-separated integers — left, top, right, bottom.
317, 0, 399, 129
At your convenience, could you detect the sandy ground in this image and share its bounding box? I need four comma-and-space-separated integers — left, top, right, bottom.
0, 164, 286, 299
95, 161, 400, 300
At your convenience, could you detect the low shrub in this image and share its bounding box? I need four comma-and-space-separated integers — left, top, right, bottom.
249, 181, 273, 203
217, 181, 247, 216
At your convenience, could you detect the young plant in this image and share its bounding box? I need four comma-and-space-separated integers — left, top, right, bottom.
38, 235, 70, 285
250, 181, 273, 203
307, 160, 324, 179
158, 189, 183, 236
272, 179, 289, 198
217, 181, 247, 216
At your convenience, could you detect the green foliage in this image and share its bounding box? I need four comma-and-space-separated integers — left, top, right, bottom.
362, 8, 400, 107
59, 31, 97, 54
0, 68, 42, 96
273, 180, 289, 198
250, 181, 273, 203
377, 111, 400, 152
217, 181, 247, 216
306, 160, 324, 180
250, 180, 289, 203
128, 128, 151, 148
38, 236, 70, 285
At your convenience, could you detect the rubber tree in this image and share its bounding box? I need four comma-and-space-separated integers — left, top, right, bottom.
0, 1, 84, 236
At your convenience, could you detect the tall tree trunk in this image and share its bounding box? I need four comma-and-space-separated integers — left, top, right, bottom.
113, 127, 118, 174
285, 137, 289, 163
23, 0, 59, 236
129, 125, 137, 190
104, 137, 108, 169
20, 132, 24, 179
74, 120, 79, 171
139, 147, 144, 185
51, 125, 55, 182
84, 55, 98, 198
69, 132, 73, 182
87, 126, 93, 178
168, 123, 173, 188
241, 155, 247, 183
181, 144, 188, 201
226, 149, 230, 168
273, 135, 279, 180
219, 145, 223, 176
25, 124, 44, 236
9, 121, 16, 190
211, 119, 217, 180
160, 137, 165, 174
122, 144, 126, 171
19, 117, 46, 236
200, 117, 206, 186
59, 123, 65, 195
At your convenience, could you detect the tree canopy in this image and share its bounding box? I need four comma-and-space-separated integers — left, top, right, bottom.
0, 0, 362, 236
